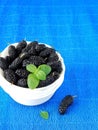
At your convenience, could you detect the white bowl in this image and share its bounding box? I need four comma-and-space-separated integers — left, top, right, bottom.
0, 42, 65, 106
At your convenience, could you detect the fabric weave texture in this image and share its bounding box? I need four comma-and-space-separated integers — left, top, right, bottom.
0, 0, 98, 130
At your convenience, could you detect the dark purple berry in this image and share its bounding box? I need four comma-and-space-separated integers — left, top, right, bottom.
17, 78, 27, 88
22, 59, 31, 67
59, 95, 73, 114
4, 69, 17, 84
8, 45, 17, 59
29, 56, 45, 65
16, 40, 27, 54
27, 41, 38, 55
19, 52, 30, 60
28, 46, 37, 55
35, 44, 46, 53
30, 41, 38, 47
47, 61, 62, 73
15, 69, 29, 78
5, 56, 13, 65
39, 47, 55, 57
38, 71, 59, 88
30, 41, 38, 49
9, 57, 22, 69
38, 75, 55, 88
51, 71, 59, 80
0, 57, 8, 70
29, 56, 45, 66
48, 52, 59, 62
22, 41, 38, 53
22, 55, 45, 67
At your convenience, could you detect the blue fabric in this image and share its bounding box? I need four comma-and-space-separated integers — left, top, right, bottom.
0, 0, 98, 130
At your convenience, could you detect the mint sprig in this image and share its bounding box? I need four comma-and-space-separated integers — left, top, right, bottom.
35, 70, 46, 80
38, 64, 51, 75
27, 74, 39, 89
26, 64, 51, 89
26, 64, 37, 73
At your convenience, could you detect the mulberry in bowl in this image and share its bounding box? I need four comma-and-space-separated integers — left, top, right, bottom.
0, 40, 65, 106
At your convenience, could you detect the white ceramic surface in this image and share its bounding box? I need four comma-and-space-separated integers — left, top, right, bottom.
0, 42, 65, 106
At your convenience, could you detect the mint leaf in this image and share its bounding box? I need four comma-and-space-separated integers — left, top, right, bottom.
27, 74, 39, 89
26, 64, 37, 73
35, 70, 46, 80
38, 64, 51, 75
40, 111, 49, 119
26, 64, 52, 88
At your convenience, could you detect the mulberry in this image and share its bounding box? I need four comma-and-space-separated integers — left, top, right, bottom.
35, 44, 46, 53
0, 57, 8, 70
9, 57, 22, 69
16, 40, 27, 54
22, 59, 31, 67
8, 45, 17, 59
22, 56, 45, 67
39, 47, 55, 57
38, 75, 55, 88
22, 41, 38, 53
4, 69, 17, 84
29, 56, 45, 66
51, 71, 59, 80
17, 78, 27, 87
48, 52, 59, 62
15, 69, 29, 78
28, 46, 37, 55
19, 52, 30, 60
47, 61, 62, 73
5, 56, 13, 65
59, 95, 74, 114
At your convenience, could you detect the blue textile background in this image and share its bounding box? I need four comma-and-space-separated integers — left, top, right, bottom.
0, 0, 98, 130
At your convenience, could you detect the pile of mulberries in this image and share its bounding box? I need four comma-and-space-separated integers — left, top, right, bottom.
0, 40, 63, 88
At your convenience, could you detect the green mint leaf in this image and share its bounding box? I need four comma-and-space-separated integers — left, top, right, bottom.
38, 64, 51, 75
27, 74, 39, 89
35, 70, 46, 80
26, 64, 37, 73
40, 111, 49, 120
